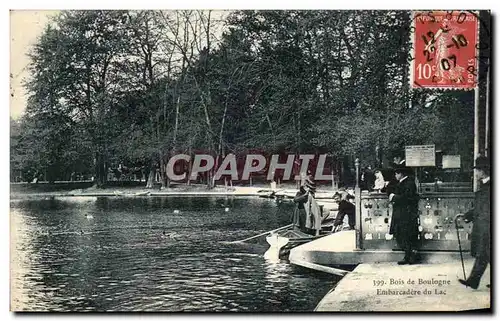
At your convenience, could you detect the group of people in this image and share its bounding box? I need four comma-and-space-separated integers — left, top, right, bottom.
387, 165, 420, 265
291, 156, 491, 289
359, 166, 375, 191
358, 165, 396, 193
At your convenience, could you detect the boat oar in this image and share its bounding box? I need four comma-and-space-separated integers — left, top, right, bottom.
228, 224, 293, 244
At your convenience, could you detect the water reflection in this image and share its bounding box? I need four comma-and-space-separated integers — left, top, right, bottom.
11, 196, 336, 312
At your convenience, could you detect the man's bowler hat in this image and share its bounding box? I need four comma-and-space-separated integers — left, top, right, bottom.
393, 164, 413, 176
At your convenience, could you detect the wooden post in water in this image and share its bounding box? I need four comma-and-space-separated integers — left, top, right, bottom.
473, 84, 480, 192
473, 20, 483, 192
485, 60, 490, 157
355, 158, 362, 250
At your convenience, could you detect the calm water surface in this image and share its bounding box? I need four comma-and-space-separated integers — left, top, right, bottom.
11, 196, 338, 312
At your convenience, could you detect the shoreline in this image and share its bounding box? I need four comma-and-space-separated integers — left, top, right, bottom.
10, 186, 266, 199
315, 260, 491, 312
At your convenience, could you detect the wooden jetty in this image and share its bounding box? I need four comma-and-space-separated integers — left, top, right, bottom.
289, 231, 466, 269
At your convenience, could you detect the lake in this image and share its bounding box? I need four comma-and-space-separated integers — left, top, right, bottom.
10, 196, 339, 312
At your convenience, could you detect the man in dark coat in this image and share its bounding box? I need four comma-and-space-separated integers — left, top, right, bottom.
459, 156, 490, 289
389, 166, 420, 265
304, 172, 317, 195
365, 166, 375, 191
333, 192, 356, 230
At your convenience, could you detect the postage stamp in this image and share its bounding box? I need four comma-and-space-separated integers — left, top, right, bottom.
9, 9, 491, 313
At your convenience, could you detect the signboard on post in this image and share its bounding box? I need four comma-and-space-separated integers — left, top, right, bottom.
410, 11, 479, 89
405, 145, 436, 167
442, 155, 461, 168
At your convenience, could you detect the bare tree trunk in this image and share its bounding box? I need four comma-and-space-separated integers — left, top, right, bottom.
94, 152, 106, 188
266, 114, 276, 149
297, 104, 301, 152
173, 96, 180, 146
206, 11, 211, 53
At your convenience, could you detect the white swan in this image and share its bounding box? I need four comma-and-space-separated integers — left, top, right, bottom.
161, 231, 178, 240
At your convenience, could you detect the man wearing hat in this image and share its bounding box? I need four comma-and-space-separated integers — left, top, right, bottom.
304, 175, 317, 195
333, 191, 356, 231
388, 165, 420, 265
459, 156, 491, 289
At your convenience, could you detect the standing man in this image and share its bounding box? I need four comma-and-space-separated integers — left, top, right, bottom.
459, 156, 490, 289
333, 192, 356, 231
305, 170, 316, 194
365, 165, 375, 191
389, 166, 420, 265
359, 167, 367, 190
292, 185, 308, 232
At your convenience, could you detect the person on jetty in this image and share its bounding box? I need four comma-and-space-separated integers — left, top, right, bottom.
365, 166, 375, 191
333, 192, 356, 231
293, 176, 320, 235
359, 167, 367, 190
373, 169, 387, 192
388, 165, 420, 265
305, 175, 316, 195
459, 156, 490, 290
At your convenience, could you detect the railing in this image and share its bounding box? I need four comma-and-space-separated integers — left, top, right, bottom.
358, 192, 474, 251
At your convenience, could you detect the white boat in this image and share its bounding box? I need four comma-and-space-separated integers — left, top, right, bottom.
264, 208, 339, 260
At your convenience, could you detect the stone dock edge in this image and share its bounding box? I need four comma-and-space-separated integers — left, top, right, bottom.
314, 260, 491, 312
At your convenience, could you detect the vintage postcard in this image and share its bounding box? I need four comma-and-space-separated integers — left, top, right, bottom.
10, 9, 491, 312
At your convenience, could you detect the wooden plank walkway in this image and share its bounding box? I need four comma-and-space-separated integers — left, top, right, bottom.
315, 260, 490, 312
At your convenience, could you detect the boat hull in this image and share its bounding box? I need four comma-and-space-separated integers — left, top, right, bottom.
264, 229, 322, 261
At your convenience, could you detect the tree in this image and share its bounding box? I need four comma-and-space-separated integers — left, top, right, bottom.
16, 10, 476, 187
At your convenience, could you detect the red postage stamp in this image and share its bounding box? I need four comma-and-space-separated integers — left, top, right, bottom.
411, 11, 479, 89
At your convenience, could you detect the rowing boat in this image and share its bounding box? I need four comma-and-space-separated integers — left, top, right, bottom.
264, 209, 338, 261
264, 228, 324, 261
